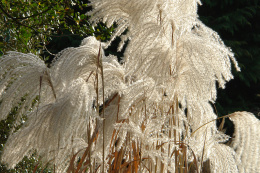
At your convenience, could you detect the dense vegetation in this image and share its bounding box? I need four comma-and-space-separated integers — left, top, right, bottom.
0, 0, 259, 172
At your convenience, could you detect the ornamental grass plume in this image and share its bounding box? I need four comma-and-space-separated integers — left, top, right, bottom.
0, 0, 259, 172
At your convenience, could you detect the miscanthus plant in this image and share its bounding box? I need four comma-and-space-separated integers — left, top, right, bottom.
0, 0, 259, 172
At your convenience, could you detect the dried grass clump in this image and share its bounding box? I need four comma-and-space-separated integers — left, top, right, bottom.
0, 0, 259, 173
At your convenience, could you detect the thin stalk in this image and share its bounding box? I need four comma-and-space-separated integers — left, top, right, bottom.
129, 133, 132, 172
180, 152, 183, 173
180, 133, 183, 173
184, 142, 188, 173
140, 141, 142, 172
155, 133, 158, 173
97, 43, 105, 173
117, 96, 120, 121
168, 115, 172, 166
36, 75, 43, 116
75, 126, 99, 172
173, 103, 178, 173
160, 118, 165, 172
95, 64, 100, 172
71, 136, 75, 173
161, 146, 164, 173
33, 164, 38, 173
88, 117, 92, 173
201, 129, 208, 171
191, 114, 233, 137
101, 64, 105, 172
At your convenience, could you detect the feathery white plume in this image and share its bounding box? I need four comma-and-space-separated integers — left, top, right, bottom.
0, 37, 125, 171
229, 112, 260, 173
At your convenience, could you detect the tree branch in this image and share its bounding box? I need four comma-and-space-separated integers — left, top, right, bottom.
0, 3, 37, 31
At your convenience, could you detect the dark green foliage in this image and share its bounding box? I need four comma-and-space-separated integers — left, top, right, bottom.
199, 0, 260, 117
0, 0, 113, 58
